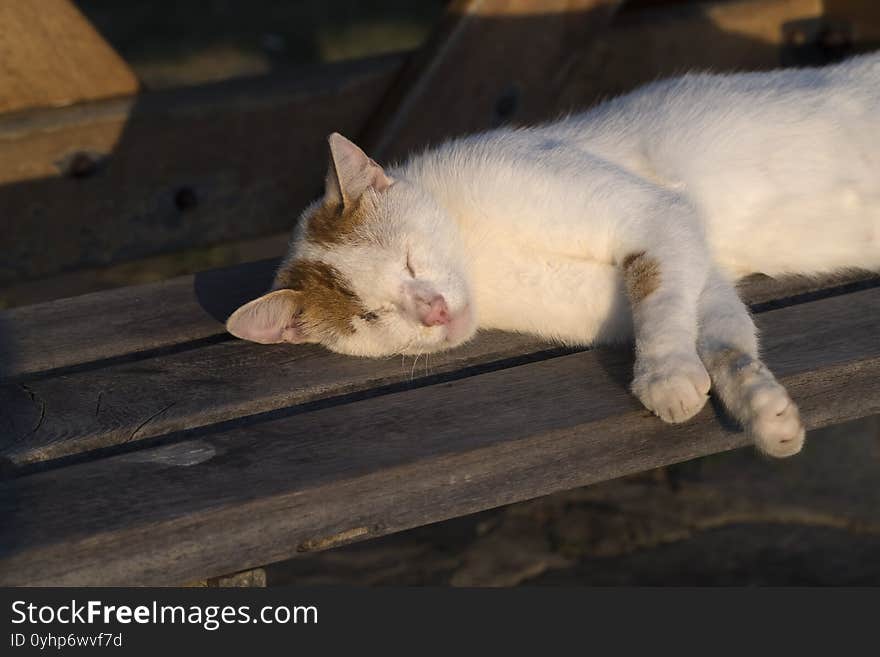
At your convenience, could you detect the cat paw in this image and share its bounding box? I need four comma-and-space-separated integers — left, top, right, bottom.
750, 383, 805, 458
631, 356, 711, 423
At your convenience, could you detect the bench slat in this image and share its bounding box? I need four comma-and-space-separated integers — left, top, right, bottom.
2, 256, 875, 381
0, 330, 552, 467
1, 286, 878, 585
3, 274, 878, 467
0, 259, 277, 379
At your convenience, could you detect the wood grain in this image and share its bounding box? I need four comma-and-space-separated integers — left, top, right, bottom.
0, 55, 402, 285
1, 286, 878, 585
0, 0, 139, 114
0, 259, 279, 379
2, 272, 878, 467
0, 330, 557, 467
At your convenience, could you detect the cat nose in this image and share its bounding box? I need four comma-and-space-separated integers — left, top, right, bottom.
418, 294, 450, 326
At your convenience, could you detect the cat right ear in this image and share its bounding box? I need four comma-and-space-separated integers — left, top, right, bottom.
324, 132, 393, 208
226, 289, 309, 344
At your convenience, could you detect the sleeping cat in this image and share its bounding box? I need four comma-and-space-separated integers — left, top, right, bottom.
227, 53, 880, 458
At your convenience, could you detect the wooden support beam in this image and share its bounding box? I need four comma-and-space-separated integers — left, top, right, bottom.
0, 0, 139, 114
360, 0, 625, 160
207, 568, 267, 587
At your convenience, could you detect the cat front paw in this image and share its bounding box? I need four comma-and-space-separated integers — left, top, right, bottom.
750, 383, 805, 458
631, 355, 711, 423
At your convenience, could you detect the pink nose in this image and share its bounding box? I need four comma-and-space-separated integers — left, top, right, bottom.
418, 294, 450, 326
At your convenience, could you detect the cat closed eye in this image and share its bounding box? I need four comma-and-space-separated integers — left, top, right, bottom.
360, 311, 380, 322
405, 253, 416, 278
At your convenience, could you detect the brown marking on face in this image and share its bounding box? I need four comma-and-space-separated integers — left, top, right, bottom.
273, 259, 365, 338
305, 196, 372, 246
622, 251, 661, 303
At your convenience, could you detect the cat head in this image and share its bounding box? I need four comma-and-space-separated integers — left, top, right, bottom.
226, 133, 476, 357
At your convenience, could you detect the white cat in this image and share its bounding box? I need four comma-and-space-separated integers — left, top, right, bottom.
228, 53, 880, 458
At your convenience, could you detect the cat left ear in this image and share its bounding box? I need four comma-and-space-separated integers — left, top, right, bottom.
226, 289, 309, 345
325, 132, 393, 208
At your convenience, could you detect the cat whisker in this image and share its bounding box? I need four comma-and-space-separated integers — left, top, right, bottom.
410, 350, 423, 381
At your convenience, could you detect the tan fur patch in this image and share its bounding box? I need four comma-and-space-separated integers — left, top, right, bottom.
709, 347, 762, 377
274, 259, 364, 337
305, 197, 371, 246
622, 251, 661, 303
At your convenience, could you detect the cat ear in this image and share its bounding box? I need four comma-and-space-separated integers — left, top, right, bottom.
226, 289, 309, 345
324, 132, 393, 207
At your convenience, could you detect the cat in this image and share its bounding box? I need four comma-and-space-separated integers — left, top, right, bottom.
227, 53, 880, 458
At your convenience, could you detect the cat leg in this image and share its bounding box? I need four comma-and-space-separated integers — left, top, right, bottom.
622, 246, 711, 424
697, 269, 805, 457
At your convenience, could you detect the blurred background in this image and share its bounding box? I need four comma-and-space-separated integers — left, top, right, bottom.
1, 0, 878, 585
75, 0, 446, 89
4, 0, 878, 310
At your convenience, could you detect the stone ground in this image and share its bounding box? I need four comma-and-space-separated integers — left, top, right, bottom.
267, 416, 880, 586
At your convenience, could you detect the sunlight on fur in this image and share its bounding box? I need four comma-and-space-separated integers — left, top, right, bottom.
227, 53, 880, 458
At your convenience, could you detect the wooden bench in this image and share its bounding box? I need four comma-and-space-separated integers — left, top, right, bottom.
1, 266, 878, 585
1, 0, 879, 585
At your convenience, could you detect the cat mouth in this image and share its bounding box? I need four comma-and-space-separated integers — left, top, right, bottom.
405, 303, 475, 353
442, 304, 475, 346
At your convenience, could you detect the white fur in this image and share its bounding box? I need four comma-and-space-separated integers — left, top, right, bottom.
399, 54, 879, 343
234, 54, 880, 456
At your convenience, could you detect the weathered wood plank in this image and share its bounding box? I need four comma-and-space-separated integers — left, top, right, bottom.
1, 286, 878, 585
0, 0, 139, 114
0, 330, 556, 467
2, 271, 879, 468
1, 258, 875, 381
0, 54, 403, 285
0, 259, 278, 379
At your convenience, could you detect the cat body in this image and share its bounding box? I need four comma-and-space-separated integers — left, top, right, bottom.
404, 53, 880, 345
228, 53, 880, 458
